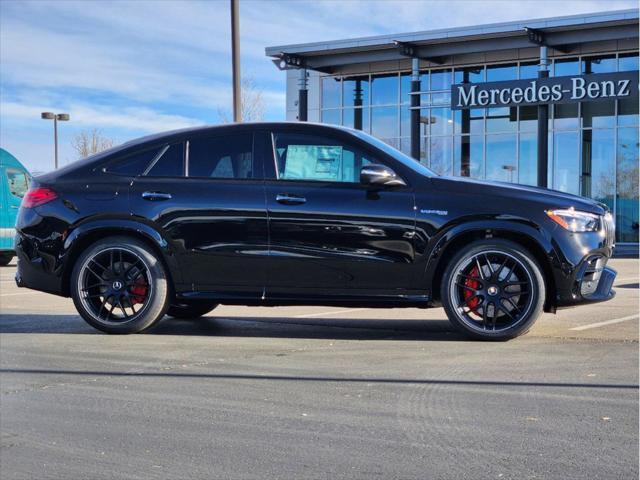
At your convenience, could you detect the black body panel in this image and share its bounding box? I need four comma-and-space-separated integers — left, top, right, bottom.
264, 181, 416, 293
14, 122, 616, 312
129, 176, 269, 295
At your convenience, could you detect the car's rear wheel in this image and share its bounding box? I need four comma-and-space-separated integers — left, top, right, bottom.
441, 239, 545, 340
0, 253, 13, 266
167, 301, 218, 319
70, 236, 169, 334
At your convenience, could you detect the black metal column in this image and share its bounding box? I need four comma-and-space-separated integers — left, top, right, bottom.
460, 70, 471, 176
410, 58, 420, 161
298, 68, 308, 122
353, 79, 363, 130
537, 45, 550, 188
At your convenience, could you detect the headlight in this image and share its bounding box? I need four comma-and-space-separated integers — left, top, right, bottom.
545, 208, 600, 232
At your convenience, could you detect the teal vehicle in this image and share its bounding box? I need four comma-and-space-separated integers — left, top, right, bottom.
0, 148, 31, 266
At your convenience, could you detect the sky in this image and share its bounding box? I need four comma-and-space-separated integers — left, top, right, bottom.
0, 0, 636, 173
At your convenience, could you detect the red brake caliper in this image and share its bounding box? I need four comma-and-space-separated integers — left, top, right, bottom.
129, 277, 148, 305
463, 266, 481, 314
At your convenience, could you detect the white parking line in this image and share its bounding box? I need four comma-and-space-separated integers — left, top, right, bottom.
295, 308, 370, 318
569, 314, 639, 331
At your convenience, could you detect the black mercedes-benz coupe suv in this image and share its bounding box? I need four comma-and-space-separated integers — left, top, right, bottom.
14, 122, 616, 340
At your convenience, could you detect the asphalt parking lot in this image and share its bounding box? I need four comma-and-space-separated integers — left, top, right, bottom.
1, 258, 638, 479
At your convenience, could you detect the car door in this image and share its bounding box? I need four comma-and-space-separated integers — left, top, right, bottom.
128, 131, 268, 296
263, 129, 417, 296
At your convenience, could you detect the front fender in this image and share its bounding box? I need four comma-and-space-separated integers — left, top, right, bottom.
421, 217, 559, 299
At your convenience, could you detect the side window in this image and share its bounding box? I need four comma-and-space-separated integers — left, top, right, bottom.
273, 133, 375, 183
106, 148, 160, 176
146, 143, 185, 177
188, 134, 253, 179
6, 169, 30, 198
189, 134, 253, 178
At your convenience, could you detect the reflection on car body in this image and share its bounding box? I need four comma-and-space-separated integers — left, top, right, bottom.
14, 123, 616, 340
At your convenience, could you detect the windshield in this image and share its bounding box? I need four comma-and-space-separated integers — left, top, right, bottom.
349, 129, 437, 177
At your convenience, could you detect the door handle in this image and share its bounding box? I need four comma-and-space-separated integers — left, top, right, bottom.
276, 194, 306, 205
142, 191, 172, 201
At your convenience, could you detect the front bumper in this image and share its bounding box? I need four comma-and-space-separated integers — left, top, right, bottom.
551, 209, 618, 308
555, 253, 616, 308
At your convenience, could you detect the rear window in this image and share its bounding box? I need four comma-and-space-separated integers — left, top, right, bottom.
106, 148, 160, 176
146, 143, 184, 177
188, 134, 253, 179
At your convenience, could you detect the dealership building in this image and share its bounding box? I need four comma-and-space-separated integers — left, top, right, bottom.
266, 9, 639, 245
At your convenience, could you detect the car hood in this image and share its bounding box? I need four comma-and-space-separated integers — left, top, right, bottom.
429, 176, 607, 215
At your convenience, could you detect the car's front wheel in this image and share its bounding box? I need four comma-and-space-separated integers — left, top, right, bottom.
167, 301, 218, 319
70, 236, 169, 334
441, 239, 545, 340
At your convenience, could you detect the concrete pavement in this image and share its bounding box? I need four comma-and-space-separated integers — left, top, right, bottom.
1, 259, 638, 479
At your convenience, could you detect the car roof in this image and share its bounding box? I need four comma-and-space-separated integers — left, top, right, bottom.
119, 122, 359, 149
34, 122, 366, 182
0, 148, 30, 173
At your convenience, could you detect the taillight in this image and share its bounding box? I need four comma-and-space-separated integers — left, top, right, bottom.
22, 187, 58, 208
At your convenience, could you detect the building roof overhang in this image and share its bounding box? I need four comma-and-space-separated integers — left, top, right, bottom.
265, 9, 639, 73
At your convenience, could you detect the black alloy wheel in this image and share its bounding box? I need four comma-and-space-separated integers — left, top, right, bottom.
442, 239, 545, 340
71, 236, 169, 334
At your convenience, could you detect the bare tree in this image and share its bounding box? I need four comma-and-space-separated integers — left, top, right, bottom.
616, 138, 640, 200
71, 128, 114, 159
217, 76, 266, 123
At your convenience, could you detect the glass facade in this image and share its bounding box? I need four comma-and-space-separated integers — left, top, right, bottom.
319, 51, 639, 243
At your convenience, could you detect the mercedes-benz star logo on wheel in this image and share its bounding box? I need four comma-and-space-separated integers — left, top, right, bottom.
112, 280, 123, 291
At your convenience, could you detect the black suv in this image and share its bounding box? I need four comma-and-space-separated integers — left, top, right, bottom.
14, 123, 616, 340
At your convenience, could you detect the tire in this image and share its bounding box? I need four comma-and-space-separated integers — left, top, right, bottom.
70, 236, 170, 334
0, 253, 13, 266
441, 238, 545, 341
167, 301, 218, 319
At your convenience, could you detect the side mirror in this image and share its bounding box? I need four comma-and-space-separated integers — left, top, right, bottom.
360, 164, 406, 187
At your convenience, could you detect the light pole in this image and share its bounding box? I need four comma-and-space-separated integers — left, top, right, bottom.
502, 165, 516, 183
230, 0, 241, 122
41, 112, 70, 169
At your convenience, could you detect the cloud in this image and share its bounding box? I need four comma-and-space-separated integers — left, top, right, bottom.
0, 20, 232, 106
3, 1, 633, 108
242, 0, 636, 48
0, 101, 204, 171
1, 0, 635, 173
1, 101, 202, 132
